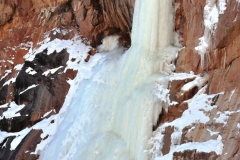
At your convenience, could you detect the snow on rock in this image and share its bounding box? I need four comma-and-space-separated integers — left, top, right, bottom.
0, 102, 25, 120
214, 110, 240, 125
237, 123, 240, 128
168, 72, 197, 81
0, 69, 12, 81
14, 64, 23, 71
12, 29, 105, 157
3, 77, 16, 86
42, 66, 63, 76
0, 28, 94, 156
181, 74, 209, 92
41, 109, 55, 118
18, 42, 33, 51
150, 86, 224, 159
207, 129, 219, 136
24, 29, 91, 64
156, 135, 223, 160
25, 67, 37, 75
229, 89, 236, 102
19, 84, 39, 95
7, 60, 14, 64
195, 0, 227, 68
34, 34, 127, 159
10, 128, 32, 150
0, 128, 31, 151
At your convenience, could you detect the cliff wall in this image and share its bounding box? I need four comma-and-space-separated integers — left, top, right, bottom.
0, 0, 239, 159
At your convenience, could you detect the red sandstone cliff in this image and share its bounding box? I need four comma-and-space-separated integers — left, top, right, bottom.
0, 0, 239, 159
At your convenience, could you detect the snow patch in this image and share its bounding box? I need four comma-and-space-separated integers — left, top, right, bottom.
3, 77, 16, 86
181, 74, 209, 92
0, 70, 12, 81
26, 67, 37, 75
214, 110, 240, 125
14, 64, 23, 71
168, 72, 197, 81
42, 66, 63, 76
7, 60, 14, 64
0, 103, 9, 109
19, 84, 39, 95
10, 128, 31, 150
0, 128, 32, 151
155, 135, 223, 160
237, 123, 240, 128
207, 129, 219, 136
0, 102, 25, 120
229, 89, 236, 102
41, 110, 55, 118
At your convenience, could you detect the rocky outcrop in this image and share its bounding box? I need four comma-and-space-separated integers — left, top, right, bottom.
0, 47, 74, 159
175, 0, 205, 73
0, 130, 42, 160
0, 0, 15, 26
12, 130, 43, 160
173, 150, 218, 160
158, 0, 240, 159
0, 0, 134, 46
72, 0, 134, 47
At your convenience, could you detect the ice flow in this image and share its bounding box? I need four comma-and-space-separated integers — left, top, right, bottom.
40, 0, 178, 159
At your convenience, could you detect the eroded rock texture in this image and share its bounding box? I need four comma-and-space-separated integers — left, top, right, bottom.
175, 0, 205, 73
72, 0, 135, 46
173, 150, 218, 160
0, 47, 74, 159
159, 0, 240, 159
0, 0, 15, 26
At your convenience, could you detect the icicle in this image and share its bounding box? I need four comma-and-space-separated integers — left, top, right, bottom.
195, 0, 227, 69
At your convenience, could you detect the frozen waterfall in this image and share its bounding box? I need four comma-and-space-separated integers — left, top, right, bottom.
40, 0, 178, 159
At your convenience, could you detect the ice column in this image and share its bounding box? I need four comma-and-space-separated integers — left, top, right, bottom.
40, 0, 175, 160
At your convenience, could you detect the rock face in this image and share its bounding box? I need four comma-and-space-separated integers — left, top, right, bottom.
72, 0, 135, 47
175, 0, 205, 73
173, 150, 218, 160
0, 0, 15, 26
162, 0, 240, 159
0, 130, 43, 160
0, 0, 240, 159
0, 47, 73, 159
